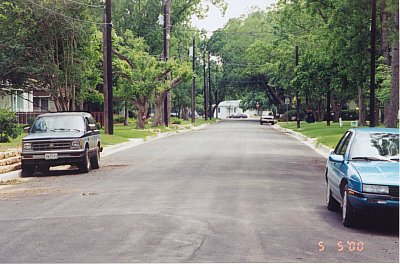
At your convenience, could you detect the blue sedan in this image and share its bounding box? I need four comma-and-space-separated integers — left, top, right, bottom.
325, 128, 399, 227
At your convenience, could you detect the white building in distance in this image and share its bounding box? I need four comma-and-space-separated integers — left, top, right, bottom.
215, 100, 258, 119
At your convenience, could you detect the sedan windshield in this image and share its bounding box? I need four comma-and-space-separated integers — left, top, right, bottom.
31, 116, 85, 133
350, 133, 399, 161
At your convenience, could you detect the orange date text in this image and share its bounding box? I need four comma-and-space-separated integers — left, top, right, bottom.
318, 241, 365, 252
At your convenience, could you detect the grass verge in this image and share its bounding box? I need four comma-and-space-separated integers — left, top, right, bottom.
278, 121, 356, 149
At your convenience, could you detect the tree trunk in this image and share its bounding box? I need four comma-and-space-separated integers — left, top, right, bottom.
259, 75, 284, 107
136, 99, 149, 129
318, 100, 323, 122
375, 99, 380, 126
326, 90, 331, 126
182, 107, 189, 121
152, 93, 166, 127
331, 98, 343, 122
358, 85, 367, 126
71, 87, 75, 111
380, 0, 390, 65
384, 9, 399, 128
124, 101, 129, 126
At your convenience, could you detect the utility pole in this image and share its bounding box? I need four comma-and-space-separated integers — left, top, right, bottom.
103, 0, 113, 134
295, 45, 300, 129
370, 0, 377, 127
215, 64, 219, 119
163, 0, 171, 127
203, 52, 208, 120
208, 53, 212, 119
191, 37, 196, 123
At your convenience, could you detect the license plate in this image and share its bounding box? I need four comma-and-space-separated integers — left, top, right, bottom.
45, 153, 58, 160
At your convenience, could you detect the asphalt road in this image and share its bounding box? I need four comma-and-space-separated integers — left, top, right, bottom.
0, 120, 398, 263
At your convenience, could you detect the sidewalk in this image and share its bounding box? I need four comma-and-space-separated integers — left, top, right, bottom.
272, 124, 332, 158
0, 123, 210, 181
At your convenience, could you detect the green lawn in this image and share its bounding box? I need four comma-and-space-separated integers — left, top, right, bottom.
0, 133, 27, 151
278, 121, 358, 149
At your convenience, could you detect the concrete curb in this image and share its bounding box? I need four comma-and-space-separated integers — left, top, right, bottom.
272, 124, 332, 158
0, 123, 211, 181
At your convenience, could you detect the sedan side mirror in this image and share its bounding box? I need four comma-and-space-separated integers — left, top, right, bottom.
23, 127, 30, 133
329, 154, 344, 163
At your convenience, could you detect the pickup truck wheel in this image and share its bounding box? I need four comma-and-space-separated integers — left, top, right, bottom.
342, 184, 356, 227
21, 164, 35, 177
79, 147, 90, 173
90, 146, 100, 169
39, 165, 50, 175
326, 182, 340, 211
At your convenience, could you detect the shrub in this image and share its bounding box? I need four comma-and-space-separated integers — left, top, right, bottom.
171, 117, 182, 124
0, 109, 22, 142
340, 110, 358, 121
284, 109, 305, 121
113, 115, 125, 123
27, 116, 36, 126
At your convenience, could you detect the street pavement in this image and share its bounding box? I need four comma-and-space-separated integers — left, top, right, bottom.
0, 120, 398, 262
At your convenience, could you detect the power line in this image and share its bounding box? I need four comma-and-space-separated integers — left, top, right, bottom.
221, 62, 266, 67
26, 0, 110, 26
61, 0, 104, 8
164, 25, 274, 36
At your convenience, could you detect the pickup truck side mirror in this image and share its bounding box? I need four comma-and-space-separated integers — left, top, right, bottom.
88, 124, 97, 131
23, 127, 30, 133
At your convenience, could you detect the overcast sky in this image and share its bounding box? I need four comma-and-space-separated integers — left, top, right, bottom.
191, 0, 277, 33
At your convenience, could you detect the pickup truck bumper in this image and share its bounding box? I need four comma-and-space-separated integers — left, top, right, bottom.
21, 150, 85, 166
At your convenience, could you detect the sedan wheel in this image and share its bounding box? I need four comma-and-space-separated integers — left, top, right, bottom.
342, 184, 356, 227
326, 182, 340, 211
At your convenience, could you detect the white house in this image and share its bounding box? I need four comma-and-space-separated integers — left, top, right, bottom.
215, 100, 258, 119
0, 89, 56, 113
0, 90, 33, 112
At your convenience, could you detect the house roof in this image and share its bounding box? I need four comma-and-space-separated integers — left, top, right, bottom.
218, 100, 241, 107
33, 90, 50, 97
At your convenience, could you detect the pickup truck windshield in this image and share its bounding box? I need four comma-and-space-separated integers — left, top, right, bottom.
350, 133, 399, 161
31, 116, 85, 133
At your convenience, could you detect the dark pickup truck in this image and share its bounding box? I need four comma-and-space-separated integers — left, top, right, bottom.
21, 112, 102, 176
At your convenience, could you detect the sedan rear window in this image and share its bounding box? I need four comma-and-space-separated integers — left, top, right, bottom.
350, 133, 399, 160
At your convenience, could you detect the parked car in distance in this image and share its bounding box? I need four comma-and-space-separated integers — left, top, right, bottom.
21, 112, 102, 176
325, 128, 399, 227
260, 111, 277, 125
